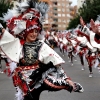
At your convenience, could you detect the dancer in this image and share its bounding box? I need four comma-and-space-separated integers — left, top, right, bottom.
67, 42, 74, 66
0, 0, 83, 100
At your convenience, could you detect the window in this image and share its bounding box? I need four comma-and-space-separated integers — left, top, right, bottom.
52, 2, 57, 5
66, 8, 69, 12
53, 7, 57, 11
58, 19, 61, 22
62, 9, 65, 12
58, 25, 61, 27
63, 25, 66, 28
58, 14, 61, 17
62, 3, 65, 6
58, 3, 61, 6
52, 24, 58, 27
53, 13, 58, 16
66, 14, 70, 17
63, 20, 66, 23
62, 14, 65, 17
58, 8, 61, 11
66, 5, 69, 7
53, 18, 58, 22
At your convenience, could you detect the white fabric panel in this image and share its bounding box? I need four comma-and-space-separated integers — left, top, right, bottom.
0, 30, 22, 62
0, 30, 15, 45
39, 43, 65, 65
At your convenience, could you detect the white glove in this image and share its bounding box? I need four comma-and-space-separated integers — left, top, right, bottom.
74, 82, 84, 93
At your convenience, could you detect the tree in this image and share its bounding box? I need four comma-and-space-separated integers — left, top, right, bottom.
67, 0, 100, 29
0, 0, 12, 28
67, 15, 80, 30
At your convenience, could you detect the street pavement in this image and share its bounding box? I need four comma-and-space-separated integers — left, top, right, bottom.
0, 48, 100, 100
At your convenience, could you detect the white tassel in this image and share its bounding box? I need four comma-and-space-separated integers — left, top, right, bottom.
15, 87, 24, 100
9, 62, 17, 73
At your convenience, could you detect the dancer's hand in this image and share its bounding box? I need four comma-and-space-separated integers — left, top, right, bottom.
80, 16, 85, 27
90, 19, 100, 35
73, 82, 84, 93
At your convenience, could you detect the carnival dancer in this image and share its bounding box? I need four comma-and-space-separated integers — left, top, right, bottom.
76, 31, 88, 70
76, 16, 100, 77
52, 31, 58, 47
47, 33, 55, 48
61, 34, 68, 56
67, 25, 94, 76
58, 32, 68, 56
58, 35, 64, 55
73, 29, 96, 77
67, 42, 74, 66
66, 32, 77, 66
0, 0, 84, 100
86, 51, 97, 77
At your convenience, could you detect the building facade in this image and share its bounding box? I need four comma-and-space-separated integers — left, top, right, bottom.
50, 0, 72, 31
41, 0, 76, 31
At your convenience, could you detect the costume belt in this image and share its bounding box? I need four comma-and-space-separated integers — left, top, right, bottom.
15, 64, 39, 72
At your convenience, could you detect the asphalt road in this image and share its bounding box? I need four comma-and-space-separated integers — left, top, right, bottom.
0, 48, 100, 100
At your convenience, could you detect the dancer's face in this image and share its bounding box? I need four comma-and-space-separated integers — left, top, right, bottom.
26, 29, 38, 43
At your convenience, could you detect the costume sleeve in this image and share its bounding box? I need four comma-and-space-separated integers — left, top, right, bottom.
89, 31, 100, 48
0, 30, 22, 63
82, 26, 100, 49
38, 42, 65, 66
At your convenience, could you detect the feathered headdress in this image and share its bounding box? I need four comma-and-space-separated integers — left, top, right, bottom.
1, 0, 49, 35
95, 15, 100, 25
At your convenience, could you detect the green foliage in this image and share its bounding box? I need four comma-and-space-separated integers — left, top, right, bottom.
67, 0, 100, 29
0, 0, 12, 28
67, 15, 80, 30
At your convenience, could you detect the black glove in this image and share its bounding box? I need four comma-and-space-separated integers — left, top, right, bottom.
29, 61, 56, 80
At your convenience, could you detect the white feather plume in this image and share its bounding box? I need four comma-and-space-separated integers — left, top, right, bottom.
95, 15, 100, 25
2, 8, 20, 22
1, 0, 29, 22
9, 62, 17, 72
35, 2, 49, 16
15, 87, 24, 100
96, 15, 100, 21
